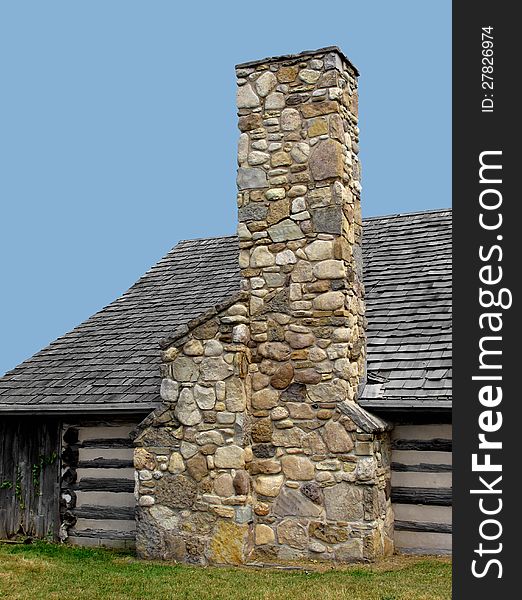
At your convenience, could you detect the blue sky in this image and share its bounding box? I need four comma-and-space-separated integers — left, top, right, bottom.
0, 1, 451, 375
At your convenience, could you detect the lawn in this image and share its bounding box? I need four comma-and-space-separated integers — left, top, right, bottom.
0, 542, 451, 600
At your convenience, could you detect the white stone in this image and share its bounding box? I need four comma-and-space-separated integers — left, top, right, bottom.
204, 340, 223, 356
214, 445, 245, 469
275, 249, 297, 265
160, 379, 179, 403
292, 197, 306, 213
193, 384, 216, 410
248, 151, 270, 166
254, 474, 284, 497
304, 240, 334, 261
255, 71, 277, 97
313, 260, 345, 279
250, 246, 275, 267
237, 222, 251, 240
265, 92, 285, 109
237, 83, 260, 108
299, 69, 321, 84
174, 387, 201, 426
281, 108, 300, 131
138, 495, 155, 507
233, 323, 250, 343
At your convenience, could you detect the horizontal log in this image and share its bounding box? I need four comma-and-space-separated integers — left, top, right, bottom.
69, 528, 135, 540
392, 462, 453, 473
73, 478, 135, 493
392, 438, 452, 452
391, 487, 452, 506
72, 505, 135, 520
80, 438, 134, 449
78, 459, 134, 469
395, 520, 452, 534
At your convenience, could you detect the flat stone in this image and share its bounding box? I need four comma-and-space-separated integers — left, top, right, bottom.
265, 92, 285, 109
335, 538, 364, 562
254, 474, 284, 497
281, 455, 315, 480
277, 518, 308, 549
280, 383, 307, 402
237, 167, 268, 190
238, 203, 268, 222
250, 246, 275, 267
214, 473, 235, 497
233, 470, 250, 495
309, 521, 349, 544
322, 420, 354, 453
209, 521, 249, 565
155, 474, 198, 509
214, 445, 245, 469
309, 139, 344, 180
272, 426, 305, 448
275, 249, 297, 265
265, 187, 286, 200
193, 384, 216, 410
291, 260, 313, 283
313, 260, 345, 279
160, 378, 179, 403
174, 387, 201, 426
304, 240, 334, 261
171, 356, 199, 382
255, 524, 275, 545
224, 378, 245, 412
324, 482, 364, 520
313, 291, 345, 311
251, 418, 272, 443
281, 108, 301, 131
302, 430, 328, 455
237, 83, 260, 108
272, 487, 323, 517
268, 219, 304, 242
255, 71, 277, 97
199, 357, 233, 382
307, 379, 350, 404
308, 117, 328, 137
301, 100, 338, 118
186, 453, 208, 482
287, 402, 315, 419
180, 441, 198, 459
270, 363, 294, 389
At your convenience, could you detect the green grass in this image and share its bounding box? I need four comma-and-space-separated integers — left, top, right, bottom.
0, 542, 451, 600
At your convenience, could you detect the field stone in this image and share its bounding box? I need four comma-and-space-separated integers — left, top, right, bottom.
214, 473, 235, 497
155, 474, 198, 509
272, 487, 322, 517
270, 363, 294, 389
186, 453, 208, 482
255, 71, 277, 97
233, 470, 250, 495
322, 421, 354, 453
277, 518, 308, 549
281, 455, 315, 480
214, 445, 245, 469
254, 474, 284, 497
237, 83, 260, 108
324, 482, 364, 520
193, 384, 216, 410
174, 388, 201, 426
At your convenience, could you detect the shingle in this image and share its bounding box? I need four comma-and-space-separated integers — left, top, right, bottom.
0, 209, 452, 411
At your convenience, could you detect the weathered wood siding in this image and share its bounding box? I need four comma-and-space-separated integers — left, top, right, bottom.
391, 424, 452, 554
61, 420, 138, 549
0, 417, 60, 540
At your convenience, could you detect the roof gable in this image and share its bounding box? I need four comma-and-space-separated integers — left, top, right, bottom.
0, 209, 451, 413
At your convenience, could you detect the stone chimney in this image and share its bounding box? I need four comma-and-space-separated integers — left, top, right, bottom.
135, 48, 393, 567
236, 47, 365, 407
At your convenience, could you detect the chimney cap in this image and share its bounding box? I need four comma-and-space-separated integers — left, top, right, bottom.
235, 46, 359, 77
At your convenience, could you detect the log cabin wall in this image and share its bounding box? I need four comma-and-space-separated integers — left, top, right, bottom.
60, 419, 140, 549
390, 423, 452, 554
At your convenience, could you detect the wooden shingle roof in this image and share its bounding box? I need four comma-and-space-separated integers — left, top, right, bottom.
0, 209, 451, 413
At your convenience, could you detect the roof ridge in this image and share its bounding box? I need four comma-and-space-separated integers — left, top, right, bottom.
363, 207, 452, 222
